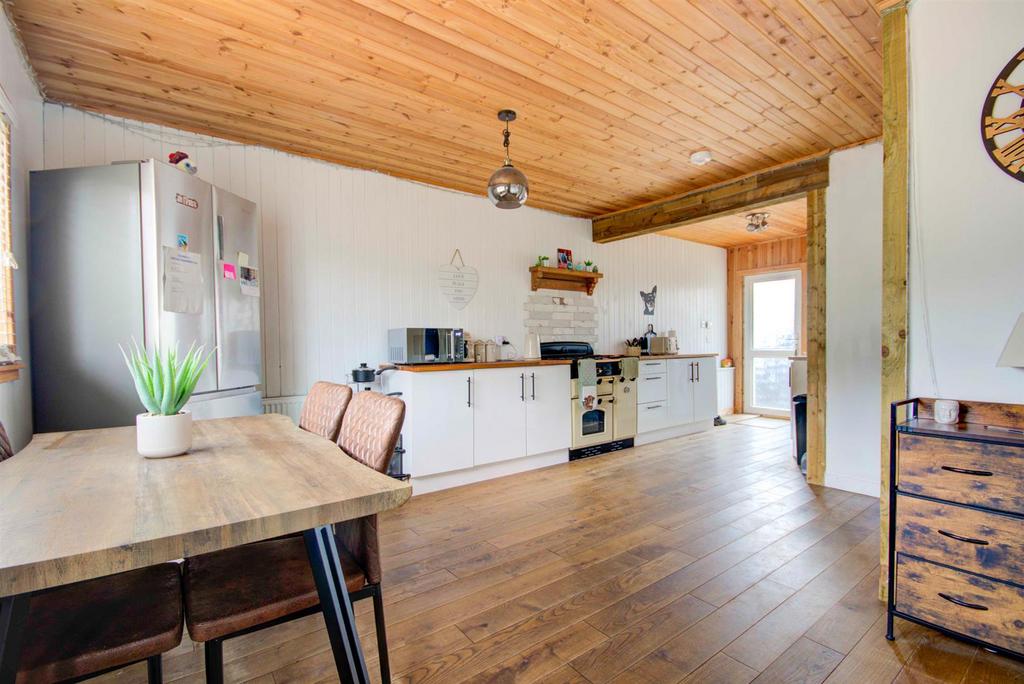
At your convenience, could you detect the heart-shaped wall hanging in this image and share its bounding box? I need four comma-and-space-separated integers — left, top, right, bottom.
438, 249, 479, 310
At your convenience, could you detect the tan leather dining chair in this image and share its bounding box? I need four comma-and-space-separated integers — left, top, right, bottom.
0, 422, 183, 683
182, 390, 405, 683
298, 381, 353, 442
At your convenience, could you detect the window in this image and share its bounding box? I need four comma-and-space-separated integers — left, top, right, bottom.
0, 113, 19, 382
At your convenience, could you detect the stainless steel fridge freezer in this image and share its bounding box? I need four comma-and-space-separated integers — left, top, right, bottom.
29, 160, 262, 433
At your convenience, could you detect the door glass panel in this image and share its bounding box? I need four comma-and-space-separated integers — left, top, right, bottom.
751, 278, 797, 350
751, 357, 792, 411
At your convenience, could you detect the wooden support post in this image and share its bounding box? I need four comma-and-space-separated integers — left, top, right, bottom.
805, 188, 827, 486
880, 2, 910, 600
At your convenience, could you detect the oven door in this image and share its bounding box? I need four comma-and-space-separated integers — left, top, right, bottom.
572, 399, 615, 448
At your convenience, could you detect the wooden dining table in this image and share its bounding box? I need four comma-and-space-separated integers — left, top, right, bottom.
0, 413, 412, 684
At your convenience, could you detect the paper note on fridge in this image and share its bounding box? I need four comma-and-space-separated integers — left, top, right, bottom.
163, 247, 204, 315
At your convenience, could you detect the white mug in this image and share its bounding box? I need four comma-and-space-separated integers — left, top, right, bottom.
934, 399, 960, 425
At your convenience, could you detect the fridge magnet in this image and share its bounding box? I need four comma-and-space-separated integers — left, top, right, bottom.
640, 285, 657, 316
239, 266, 259, 297
176, 233, 189, 251
222, 262, 237, 280
557, 248, 573, 269
438, 248, 479, 311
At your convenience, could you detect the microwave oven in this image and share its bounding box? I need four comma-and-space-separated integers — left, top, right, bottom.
388, 328, 465, 364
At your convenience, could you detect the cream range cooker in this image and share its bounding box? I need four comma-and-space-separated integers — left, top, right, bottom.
540, 342, 638, 461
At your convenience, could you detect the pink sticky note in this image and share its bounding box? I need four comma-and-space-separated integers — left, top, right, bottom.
223, 263, 237, 280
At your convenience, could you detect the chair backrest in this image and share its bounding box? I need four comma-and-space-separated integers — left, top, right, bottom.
298, 382, 353, 443
0, 420, 12, 462
336, 391, 405, 474
334, 391, 405, 585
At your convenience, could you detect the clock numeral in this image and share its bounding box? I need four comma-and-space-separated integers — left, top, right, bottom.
984, 108, 1024, 139
992, 79, 1024, 98
995, 135, 1024, 175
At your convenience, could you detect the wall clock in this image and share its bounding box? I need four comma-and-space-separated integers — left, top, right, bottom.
982, 47, 1024, 182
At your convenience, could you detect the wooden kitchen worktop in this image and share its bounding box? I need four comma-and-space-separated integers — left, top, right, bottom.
389, 359, 572, 372
388, 353, 715, 372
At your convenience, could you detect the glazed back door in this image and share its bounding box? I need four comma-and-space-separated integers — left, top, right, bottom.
213, 187, 262, 391
743, 270, 801, 417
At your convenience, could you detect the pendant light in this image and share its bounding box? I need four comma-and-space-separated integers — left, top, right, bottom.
487, 110, 529, 209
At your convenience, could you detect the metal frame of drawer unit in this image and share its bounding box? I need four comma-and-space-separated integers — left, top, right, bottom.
887, 397, 1024, 662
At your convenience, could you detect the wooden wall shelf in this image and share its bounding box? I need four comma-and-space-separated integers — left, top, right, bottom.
529, 266, 603, 296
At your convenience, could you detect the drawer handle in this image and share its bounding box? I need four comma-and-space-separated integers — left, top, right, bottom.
646, 405, 661, 410
940, 465, 993, 477
937, 529, 989, 546
938, 592, 989, 611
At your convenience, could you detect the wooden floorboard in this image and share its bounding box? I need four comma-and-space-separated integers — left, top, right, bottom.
92, 423, 1024, 683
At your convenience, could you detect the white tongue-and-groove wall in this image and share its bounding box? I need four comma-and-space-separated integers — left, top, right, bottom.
38, 104, 727, 398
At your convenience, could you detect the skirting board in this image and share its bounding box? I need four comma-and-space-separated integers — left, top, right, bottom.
824, 471, 880, 498
634, 420, 715, 447
411, 449, 568, 495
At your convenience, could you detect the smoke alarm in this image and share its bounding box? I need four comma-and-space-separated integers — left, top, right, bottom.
689, 150, 713, 166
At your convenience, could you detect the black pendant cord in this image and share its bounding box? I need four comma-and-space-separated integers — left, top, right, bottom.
503, 123, 511, 165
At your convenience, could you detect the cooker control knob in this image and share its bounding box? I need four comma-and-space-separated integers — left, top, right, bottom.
596, 378, 602, 384
619, 376, 625, 382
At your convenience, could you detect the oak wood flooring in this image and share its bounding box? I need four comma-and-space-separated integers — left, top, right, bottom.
94, 423, 1024, 683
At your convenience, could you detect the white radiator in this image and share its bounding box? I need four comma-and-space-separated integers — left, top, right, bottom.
262, 394, 306, 424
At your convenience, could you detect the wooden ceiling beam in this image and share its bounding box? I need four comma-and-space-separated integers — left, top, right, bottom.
592, 156, 829, 243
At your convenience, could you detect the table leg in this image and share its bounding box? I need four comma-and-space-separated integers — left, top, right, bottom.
303, 526, 370, 684
0, 594, 30, 684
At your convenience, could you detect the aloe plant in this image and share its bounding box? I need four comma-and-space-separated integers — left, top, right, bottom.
119, 340, 214, 416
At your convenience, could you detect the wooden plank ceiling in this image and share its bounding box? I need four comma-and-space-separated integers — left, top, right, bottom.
9, 0, 882, 218
660, 195, 806, 248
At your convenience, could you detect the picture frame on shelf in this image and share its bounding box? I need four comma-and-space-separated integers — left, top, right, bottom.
557, 248, 573, 269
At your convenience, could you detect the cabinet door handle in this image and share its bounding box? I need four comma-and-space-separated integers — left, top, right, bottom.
941, 465, 993, 477
520, 373, 525, 401
696, 362, 700, 382
689, 362, 694, 382
531, 372, 536, 400
938, 592, 988, 611
467, 376, 472, 407
938, 529, 990, 546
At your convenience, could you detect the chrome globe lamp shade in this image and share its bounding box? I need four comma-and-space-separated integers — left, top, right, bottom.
487, 110, 528, 209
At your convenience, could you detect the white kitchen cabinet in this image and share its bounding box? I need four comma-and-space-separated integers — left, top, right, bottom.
525, 365, 571, 456
398, 370, 474, 477
667, 359, 696, 425
637, 400, 669, 433
637, 372, 668, 404
691, 356, 718, 422
638, 356, 718, 436
472, 368, 528, 465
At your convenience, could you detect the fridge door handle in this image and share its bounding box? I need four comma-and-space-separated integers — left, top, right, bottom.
216, 215, 225, 261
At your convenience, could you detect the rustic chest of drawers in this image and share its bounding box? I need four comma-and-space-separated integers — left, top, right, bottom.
888, 398, 1024, 659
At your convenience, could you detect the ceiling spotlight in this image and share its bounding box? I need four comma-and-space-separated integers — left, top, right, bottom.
487, 109, 529, 209
689, 150, 713, 166
745, 212, 770, 233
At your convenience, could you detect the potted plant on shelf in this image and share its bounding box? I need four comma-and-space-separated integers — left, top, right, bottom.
121, 341, 213, 458
535, 255, 550, 267
584, 259, 595, 272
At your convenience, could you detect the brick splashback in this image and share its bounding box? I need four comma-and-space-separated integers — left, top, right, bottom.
524, 290, 598, 344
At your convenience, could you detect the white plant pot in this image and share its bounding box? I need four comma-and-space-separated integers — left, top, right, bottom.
136, 410, 192, 458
